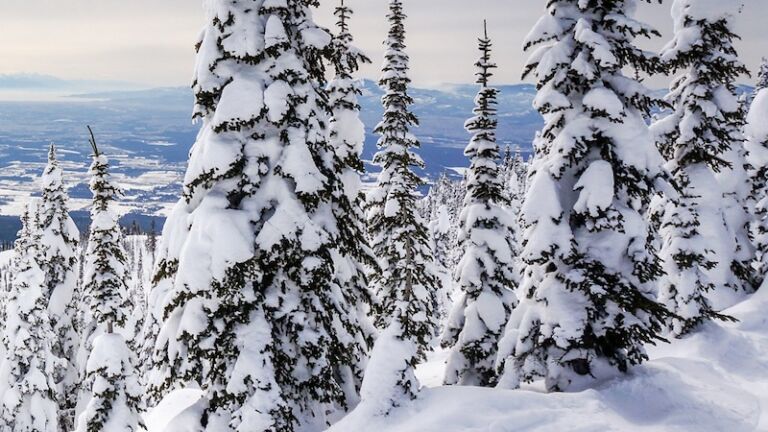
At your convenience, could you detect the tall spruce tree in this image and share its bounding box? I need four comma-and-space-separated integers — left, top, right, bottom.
440, 22, 517, 387
0, 204, 61, 432
495, 0, 671, 392
652, 0, 749, 336
76, 138, 144, 430
363, 0, 439, 408
747, 88, 768, 287
78, 141, 131, 376
147, 1, 373, 430
327, 0, 379, 391
37, 143, 80, 430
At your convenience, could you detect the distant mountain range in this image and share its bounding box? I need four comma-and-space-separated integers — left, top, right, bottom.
0, 73, 147, 94
0, 73, 754, 239
70, 79, 542, 171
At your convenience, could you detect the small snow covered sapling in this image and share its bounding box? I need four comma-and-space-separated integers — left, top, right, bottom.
441, 21, 518, 388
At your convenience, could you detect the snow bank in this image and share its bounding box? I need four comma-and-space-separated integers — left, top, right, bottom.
329, 289, 768, 432
0, 250, 13, 267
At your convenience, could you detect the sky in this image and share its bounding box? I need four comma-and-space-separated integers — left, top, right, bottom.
0, 0, 764, 88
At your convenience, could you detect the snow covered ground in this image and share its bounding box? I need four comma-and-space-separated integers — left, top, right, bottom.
148, 286, 768, 431
325, 288, 768, 432
0, 250, 13, 267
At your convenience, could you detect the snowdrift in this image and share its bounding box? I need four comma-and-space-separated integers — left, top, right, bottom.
328, 288, 768, 432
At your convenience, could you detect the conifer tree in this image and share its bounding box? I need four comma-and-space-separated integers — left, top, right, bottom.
747, 88, 768, 287
363, 0, 440, 408
719, 95, 756, 295
652, 0, 749, 336
327, 0, 379, 385
75, 332, 146, 432
502, 146, 527, 248
0, 204, 61, 432
138, 205, 184, 409
125, 235, 149, 352
496, 0, 671, 392
37, 143, 80, 430
78, 136, 131, 366
75, 134, 144, 432
422, 175, 464, 319
148, 1, 374, 429
428, 205, 459, 273
441, 22, 517, 387
755, 57, 768, 94
424, 174, 464, 273
501, 146, 528, 198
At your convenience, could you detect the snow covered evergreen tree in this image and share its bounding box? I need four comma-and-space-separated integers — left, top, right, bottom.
652, 0, 750, 336
501, 146, 528, 200
37, 143, 80, 430
496, 0, 671, 392
441, 22, 517, 387
501, 146, 527, 248
327, 0, 378, 378
719, 95, 756, 295
363, 0, 440, 408
423, 175, 464, 284
428, 205, 459, 273
124, 235, 150, 352
75, 333, 146, 432
425, 205, 456, 321
0, 204, 61, 432
76, 148, 145, 431
78, 145, 130, 361
420, 175, 464, 318
147, 1, 374, 429
747, 88, 768, 287
755, 57, 768, 94
76, 139, 141, 428
424, 174, 464, 227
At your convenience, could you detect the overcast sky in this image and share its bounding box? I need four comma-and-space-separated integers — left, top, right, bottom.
0, 0, 764, 88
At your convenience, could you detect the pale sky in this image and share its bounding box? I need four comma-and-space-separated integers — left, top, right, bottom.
0, 0, 765, 88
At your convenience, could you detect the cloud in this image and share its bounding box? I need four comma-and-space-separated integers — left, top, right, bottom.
0, 0, 764, 87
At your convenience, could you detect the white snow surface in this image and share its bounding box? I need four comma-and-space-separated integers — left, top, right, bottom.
747, 89, 768, 146
327, 288, 768, 432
